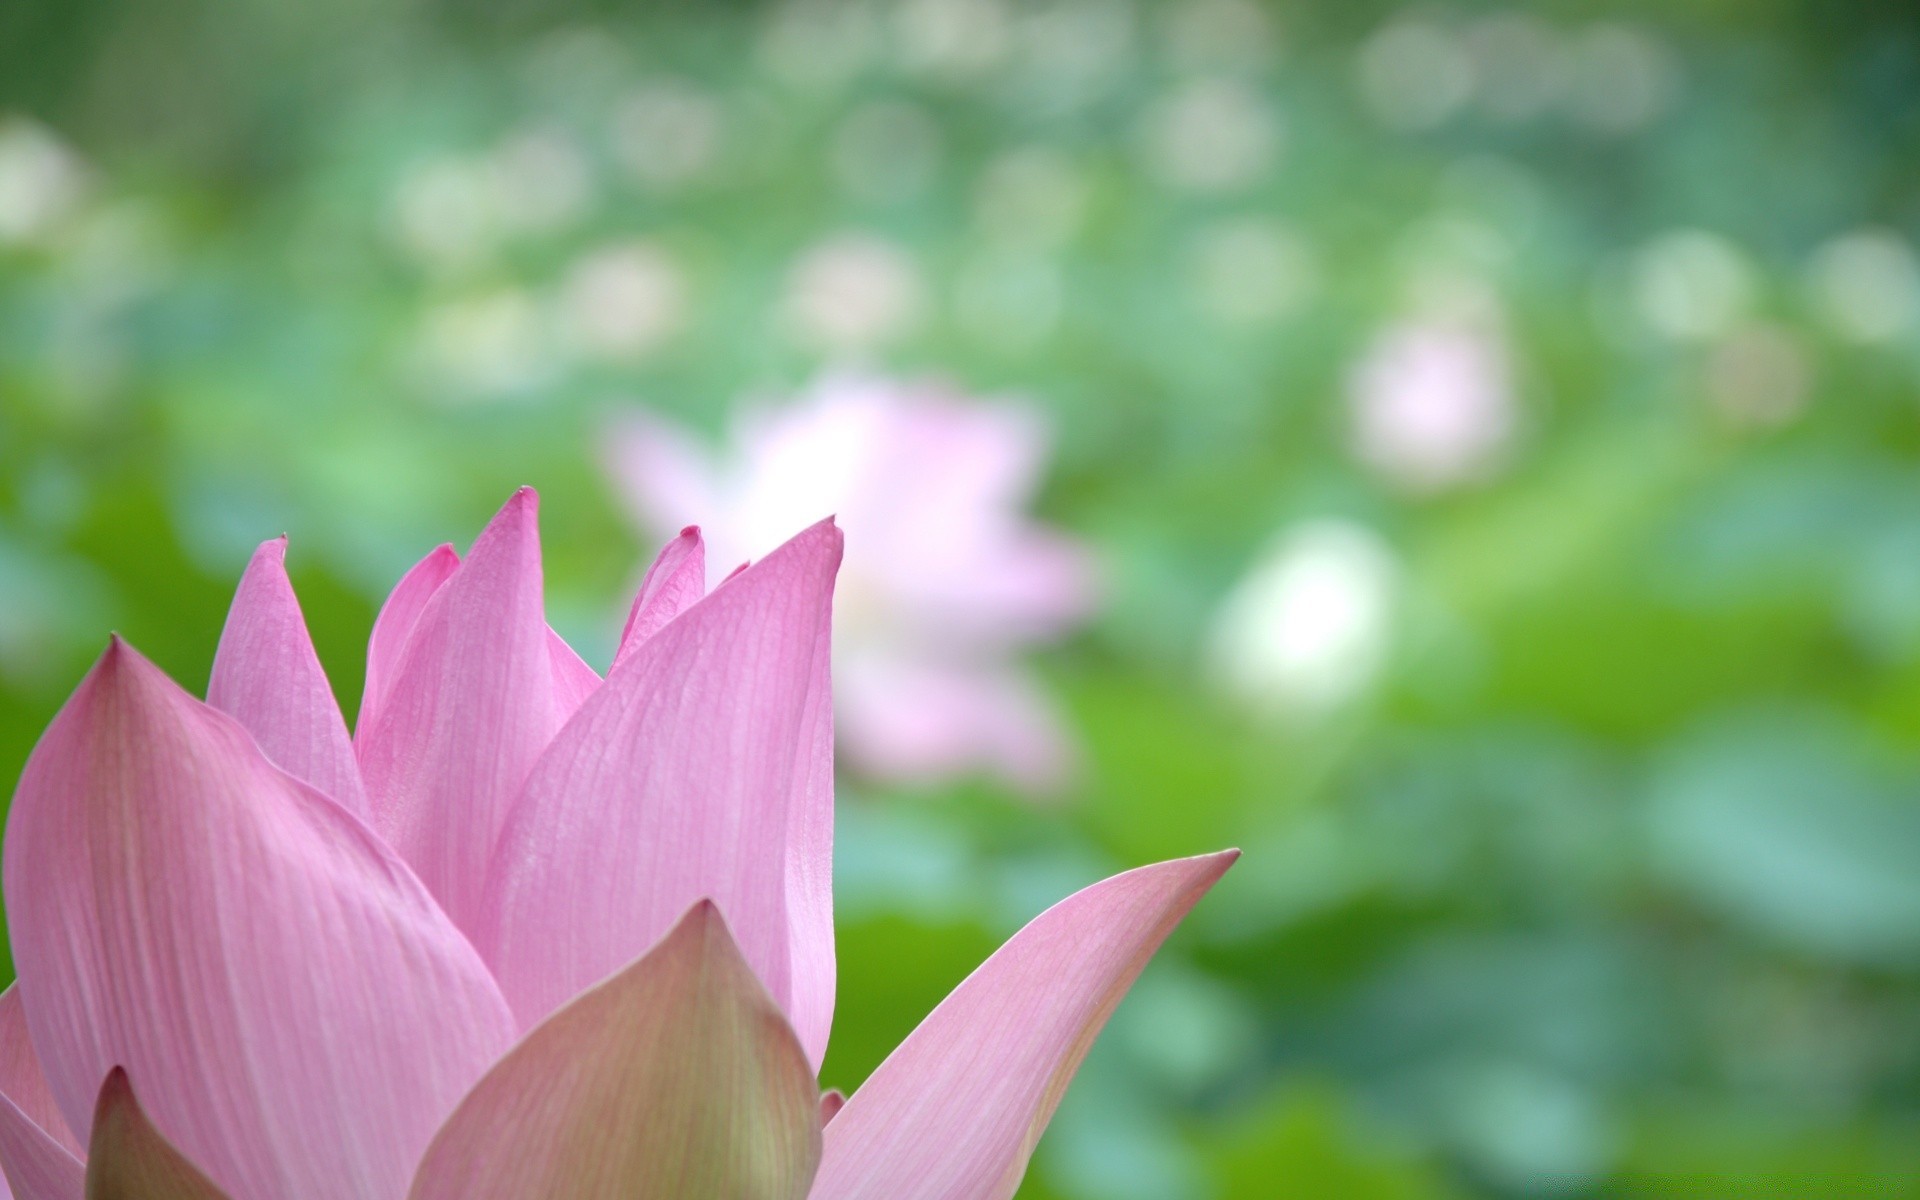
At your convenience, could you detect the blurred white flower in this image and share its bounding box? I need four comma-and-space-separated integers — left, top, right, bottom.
1349, 319, 1515, 491
1464, 13, 1565, 123
1704, 323, 1812, 429
0, 116, 89, 245
488, 124, 595, 235
1564, 24, 1680, 135
760, 0, 880, 90
1358, 19, 1475, 131
782, 232, 927, 351
973, 146, 1088, 250
1806, 229, 1920, 344
1140, 79, 1281, 193
388, 156, 496, 271
893, 0, 1010, 78
1630, 230, 1755, 342
1209, 520, 1398, 715
605, 375, 1098, 792
611, 79, 726, 191
523, 27, 631, 104
830, 100, 944, 204
388, 128, 592, 271
556, 240, 687, 362
1010, 0, 1137, 105
1188, 217, 1317, 327
412, 289, 553, 400
1162, 0, 1279, 74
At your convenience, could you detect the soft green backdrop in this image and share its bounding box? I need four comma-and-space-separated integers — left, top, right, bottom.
4, 0, 1920, 1195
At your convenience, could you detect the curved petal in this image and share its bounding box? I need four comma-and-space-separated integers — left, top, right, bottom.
809, 851, 1238, 1200
410, 902, 820, 1200
357, 488, 591, 934
614, 527, 706, 667
818, 1090, 845, 1127
4, 639, 517, 1200
0, 989, 78, 1158
359, 540, 599, 756
545, 629, 602, 715
477, 519, 840, 1067
359, 543, 459, 733
0, 1095, 81, 1200
0, 986, 82, 1200
84, 1070, 230, 1200
207, 538, 367, 815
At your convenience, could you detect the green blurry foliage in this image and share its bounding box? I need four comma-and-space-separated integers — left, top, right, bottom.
6, 0, 1920, 1196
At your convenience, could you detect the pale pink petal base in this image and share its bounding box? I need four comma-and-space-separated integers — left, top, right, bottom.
409, 903, 820, 1200
809, 851, 1237, 1200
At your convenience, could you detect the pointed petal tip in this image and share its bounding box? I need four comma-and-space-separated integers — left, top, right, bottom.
679, 897, 725, 937
93, 1064, 133, 1115
88, 1064, 237, 1200
677, 524, 701, 539
483, 487, 541, 532
91, 633, 160, 689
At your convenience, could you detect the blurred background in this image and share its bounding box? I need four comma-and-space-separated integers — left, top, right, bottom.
5, 0, 1920, 1194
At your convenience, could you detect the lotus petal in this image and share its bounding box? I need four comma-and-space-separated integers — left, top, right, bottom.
208, 538, 366, 814
357, 488, 594, 934
478, 520, 839, 1067
360, 543, 459, 731
410, 902, 820, 1200
4, 639, 517, 1200
0, 1096, 81, 1200
0, 989, 77, 1159
614, 527, 706, 666
809, 851, 1237, 1200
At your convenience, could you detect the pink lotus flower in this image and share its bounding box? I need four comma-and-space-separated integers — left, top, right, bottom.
606, 376, 1098, 795
0, 489, 1231, 1200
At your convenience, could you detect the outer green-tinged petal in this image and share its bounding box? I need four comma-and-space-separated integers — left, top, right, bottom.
477, 520, 840, 1067
208, 538, 367, 815
809, 851, 1237, 1200
357, 488, 596, 935
84, 1071, 230, 1200
614, 526, 706, 666
3, 639, 517, 1200
410, 902, 821, 1200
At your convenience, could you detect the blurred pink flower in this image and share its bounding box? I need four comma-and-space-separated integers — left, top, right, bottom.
1348, 319, 1515, 492
0, 490, 1228, 1200
605, 376, 1098, 794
